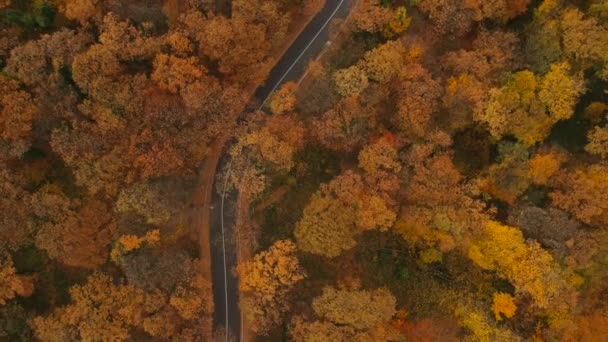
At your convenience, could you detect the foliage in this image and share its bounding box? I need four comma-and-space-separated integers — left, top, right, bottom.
334, 64, 369, 97
294, 171, 396, 257
111, 230, 160, 262
312, 97, 372, 152
550, 164, 608, 227
455, 304, 521, 341
0, 77, 37, 156
585, 125, 608, 158
351, 0, 392, 34
358, 137, 401, 174
1, 0, 607, 340
33, 187, 118, 269
392, 64, 442, 139
0, 255, 34, 305
478, 64, 584, 145
492, 292, 517, 321
468, 221, 574, 313
362, 40, 405, 83
237, 240, 305, 334
31, 273, 164, 341
269, 82, 297, 115
312, 287, 396, 330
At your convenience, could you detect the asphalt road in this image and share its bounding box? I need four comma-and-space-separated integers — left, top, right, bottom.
210, 1, 352, 340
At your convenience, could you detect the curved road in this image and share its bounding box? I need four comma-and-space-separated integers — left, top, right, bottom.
209, 0, 352, 340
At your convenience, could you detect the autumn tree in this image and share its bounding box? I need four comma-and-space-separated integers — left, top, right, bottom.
523, 1, 564, 73
55, 22, 224, 195
550, 314, 608, 342
507, 205, 581, 257
492, 293, 517, 321
312, 287, 396, 330
538, 63, 586, 121
442, 73, 486, 132
61, 0, 104, 25
466, 0, 532, 22
312, 97, 372, 152
32, 185, 117, 269
0, 255, 34, 306
387, 7, 412, 37
0, 77, 37, 156
351, 0, 392, 34
358, 137, 401, 175
115, 181, 173, 225
6, 28, 92, 89
398, 318, 460, 342
417, 0, 476, 37
334, 64, 369, 97
560, 8, 608, 80
391, 64, 442, 139
290, 285, 403, 341
294, 174, 361, 257
121, 251, 212, 337
527, 149, 566, 185
120, 249, 195, 292
170, 272, 211, 321
197, 0, 291, 84
111, 230, 160, 262
227, 115, 304, 199
550, 164, 608, 227
395, 144, 491, 252
151, 54, 206, 94
290, 316, 355, 342
295, 171, 396, 257
0, 168, 34, 251
478, 64, 584, 145
479, 142, 531, 204
468, 221, 575, 313
236, 240, 305, 334
98, 13, 162, 60
231, 127, 296, 172
585, 125, 608, 158
455, 303, 522, 341
362, 40, 405, 84
418, 0, 530, 37
268, 82, 297, 115
442, 30, 520, 81
32, 273, 166, 341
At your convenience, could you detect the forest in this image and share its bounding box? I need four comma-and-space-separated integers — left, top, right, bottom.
0, 0, 607, 341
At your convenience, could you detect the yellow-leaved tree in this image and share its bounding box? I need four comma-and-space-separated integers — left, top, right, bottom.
309, 286, 397, 335
294, 171, 396, 257
268, 82, 297, 115
478, 63, 584, 145
334, 64, 369, 97
236, 240, 305, 335
362, 40, 406, 83
468, 221, 575, 316
492, 292, 517, 321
